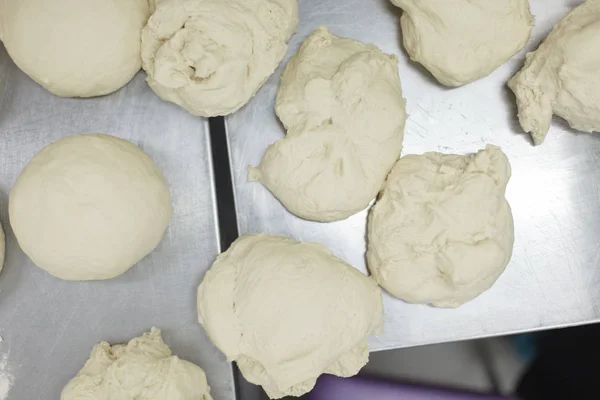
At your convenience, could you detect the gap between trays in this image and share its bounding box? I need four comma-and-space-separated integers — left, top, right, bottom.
208, 116, 268, 400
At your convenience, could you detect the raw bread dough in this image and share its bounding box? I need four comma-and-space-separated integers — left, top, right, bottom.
141, 0, 298, 117
0, 0, 149, 97
509, 0, 600, 145
61, 328, 213, 400
367, 145, 514, 308
197, 234, 383, 399
9, 134, 172, 281
0, 222, 4, 275
249, 27, 406, 222
391, 0, 533, 87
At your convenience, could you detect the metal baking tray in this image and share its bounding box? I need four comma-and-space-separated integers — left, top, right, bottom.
0, 46, 235, 399
225, 0, 600, 351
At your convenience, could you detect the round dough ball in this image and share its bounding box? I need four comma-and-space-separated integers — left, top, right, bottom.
391, 0, 533, 86
141, 0, 298, 117
9, 134, 172, 281
197, 234, 383, 399
249, 27, 406, 222
367, 145, 514, 308
61, 328, 213, 400
0, 0, 150, 97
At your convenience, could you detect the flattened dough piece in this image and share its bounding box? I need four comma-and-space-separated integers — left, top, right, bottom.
61, 328, 213, 400
197, 234, 383, 399
367, 145, 514, 308
392, 0, 533, 87
249, 27, 406, 222
141, 0, 298, 117
509, 0, 600, 145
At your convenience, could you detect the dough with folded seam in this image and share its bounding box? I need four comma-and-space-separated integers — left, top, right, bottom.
141, 0, 298, 117
249, 27, 406, 222
197, 234, 383, 398
61, 328, 213, 400
367, 145, 514, 308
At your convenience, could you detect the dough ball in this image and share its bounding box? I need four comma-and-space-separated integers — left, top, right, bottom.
0, 222, 4, 275
141, 0, 298, 117
0, 0, 150, 97
61, 328, 213, 400
367, 145, 514, 308
197, 234, 383, 399
9, 134, 172, 281
391, 0, 533, 87
249, 27, 406, 222
509, 1, 600, 145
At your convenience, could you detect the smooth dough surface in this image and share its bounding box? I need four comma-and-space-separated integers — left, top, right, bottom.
197, 234, 383, 399
392, 0, 533, 87
509, 0, 600, 145
249, 27, 406, 222
61, 328, 213, 400
141, 0, 298, 117
367, 145, 514, 308
9, 134, 172, 281
0, 0, 149, 97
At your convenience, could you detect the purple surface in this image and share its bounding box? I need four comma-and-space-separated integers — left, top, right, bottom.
305, 375, 516, 400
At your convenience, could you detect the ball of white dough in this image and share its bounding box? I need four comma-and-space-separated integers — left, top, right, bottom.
367, 145, 514, 308
61, 328, 213, 400
249, 27, 406, 222
391, 0, 533, 86
141, 0, 298, 117
197, 234, 383, 399
0, 0, 150, 97
9, 134, 172, 281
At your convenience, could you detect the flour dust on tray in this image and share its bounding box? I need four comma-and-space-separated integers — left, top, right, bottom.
391, 0, 533, 87
509, 0, 600, 145
9, 134, 172, 281
0, 352, 13, 400
61, 328, 213, 400
249, 27, 406, 222
0, 0, 150, 97
367, 145, 515, 308
197, 234, 383, 399
141, 0, 298, 117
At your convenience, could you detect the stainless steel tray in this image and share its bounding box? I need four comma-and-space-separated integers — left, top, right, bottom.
0, 46, 235, 399
226, 0, 600, 351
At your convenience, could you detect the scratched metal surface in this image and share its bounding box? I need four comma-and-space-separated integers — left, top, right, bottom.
0, 47, 235, 399
225, 0, 600, 351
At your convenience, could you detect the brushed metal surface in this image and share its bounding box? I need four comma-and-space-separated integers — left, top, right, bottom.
0, 47, 235, 399
225, 0, 599, 351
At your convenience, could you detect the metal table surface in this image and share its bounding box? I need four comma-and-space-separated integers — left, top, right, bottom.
0, 47, 235, 399
226, 0, 600, 351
